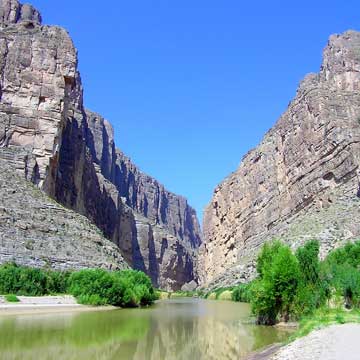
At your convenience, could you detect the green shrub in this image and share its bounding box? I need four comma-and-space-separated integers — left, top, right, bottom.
0, 264, 156, 308
232, 283, 253, 303
45, 270, 72, 294
324, 241, 360, 309
4, 294, 19, 302
68, 269, 157, 307
0, 263, 47, 296
0, 263, 71, 296
332, 264, 360, 308
293, 240, 330, 316
77, 294, 107, 306
326, 241, 360, 269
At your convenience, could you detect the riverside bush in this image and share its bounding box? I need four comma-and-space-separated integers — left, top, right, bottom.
0, 263, 72, 296
0, 263, 49, 296
324, 241, 360, 308
293, 240, 330, 316
0, 263, 157, 308
68, 269, 157, 307
231, 283, 253, 303
251, 240, 360, 325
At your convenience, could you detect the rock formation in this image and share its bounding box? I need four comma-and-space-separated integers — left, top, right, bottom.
0, 149, 128, 271
201, 30, 360, 288
0, 0, 201, 290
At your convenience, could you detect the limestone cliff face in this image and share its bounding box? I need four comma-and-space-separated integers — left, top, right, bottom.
0, 0, 201, 289
0, 148, 129, 271
202, 30, 360, 288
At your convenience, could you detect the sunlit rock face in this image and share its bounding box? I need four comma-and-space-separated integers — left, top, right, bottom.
201, 30, 360, 289
0, 151, 129, 271
0, 0, 201, 289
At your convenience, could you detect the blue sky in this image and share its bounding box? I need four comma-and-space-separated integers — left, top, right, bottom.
31, 0, 360, 222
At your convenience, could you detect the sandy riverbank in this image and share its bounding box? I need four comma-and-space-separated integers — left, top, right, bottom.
269, 323, 360, 360
0, 295, 116, 316
246, 323, 360, 360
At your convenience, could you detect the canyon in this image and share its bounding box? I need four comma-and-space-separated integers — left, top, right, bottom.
1, 0, 360, 292
0, 0, 201, 290
201, 30, 360, 288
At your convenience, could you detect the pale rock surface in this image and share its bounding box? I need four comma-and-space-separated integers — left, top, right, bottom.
0, 150, 128, 271
0, 0, 201, 289
201, 30, 360, 288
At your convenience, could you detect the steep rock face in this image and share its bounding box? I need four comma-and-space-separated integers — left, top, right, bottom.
201, 30, 360, 288
0, 0, 201, 289
0, 148, 128, 271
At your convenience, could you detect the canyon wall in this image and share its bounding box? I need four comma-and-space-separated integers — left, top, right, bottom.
202, 30, 360, 288
0, 0, 201, 290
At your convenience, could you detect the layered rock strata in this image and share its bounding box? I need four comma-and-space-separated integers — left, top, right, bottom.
0, 148, 128, 271
0, 0, 201, 289
202, 30, 360, 288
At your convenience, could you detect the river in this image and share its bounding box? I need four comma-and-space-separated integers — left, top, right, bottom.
0, 298, 292, 359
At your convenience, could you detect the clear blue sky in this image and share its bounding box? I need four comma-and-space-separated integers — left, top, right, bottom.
31, 0, 360, 223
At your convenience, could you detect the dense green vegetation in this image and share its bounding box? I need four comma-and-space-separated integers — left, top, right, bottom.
68, 269, 157, 307
324, 241, 360, 308
0, 263, 157, 307
250, 240, 360, 325
203, 240, 360, 326
231, 283, 253, 303
0, 263, 71, 296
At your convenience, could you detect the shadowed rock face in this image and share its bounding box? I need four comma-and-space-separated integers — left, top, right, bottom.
201, 30, 360, 288
0, 0, 201, 290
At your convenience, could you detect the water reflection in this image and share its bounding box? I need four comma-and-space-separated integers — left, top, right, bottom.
0, 299, 292, 360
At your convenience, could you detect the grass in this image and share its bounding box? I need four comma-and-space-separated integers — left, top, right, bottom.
289, 307, 360, 341
217, 290, 233, 300
203, 287, 235, 301
4, 294, 20, 303
156, 291, 170, 299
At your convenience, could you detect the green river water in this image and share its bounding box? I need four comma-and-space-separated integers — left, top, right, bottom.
0, 298, 292, 360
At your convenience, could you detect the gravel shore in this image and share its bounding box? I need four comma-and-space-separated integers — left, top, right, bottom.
0, 295, 115, 315
270, 323, 360, 360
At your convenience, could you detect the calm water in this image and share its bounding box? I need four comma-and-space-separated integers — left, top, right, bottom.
0, 299, 292, 360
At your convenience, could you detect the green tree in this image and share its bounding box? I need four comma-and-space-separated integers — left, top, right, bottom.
251, 241, 300, 324
295, 240, 320, 285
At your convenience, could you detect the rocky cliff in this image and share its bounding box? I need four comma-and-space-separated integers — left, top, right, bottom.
201, 30, 360, 288
0, 0, 201, 290
0, 148, 129, 271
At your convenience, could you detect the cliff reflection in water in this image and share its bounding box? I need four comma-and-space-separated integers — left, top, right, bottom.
0, 299, 292, 360
133, 299, 290, 360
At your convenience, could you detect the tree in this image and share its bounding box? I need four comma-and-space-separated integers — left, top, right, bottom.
252, 241, 300, 324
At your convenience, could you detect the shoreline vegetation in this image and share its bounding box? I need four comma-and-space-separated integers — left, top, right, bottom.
0, 240, 359, 352
165, 240, 360, 339
0, 264, 158, 309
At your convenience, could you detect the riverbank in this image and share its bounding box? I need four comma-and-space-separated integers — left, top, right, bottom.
0, 295, 116, 316
245, 308, 360, 360
269, 323, 360, 360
